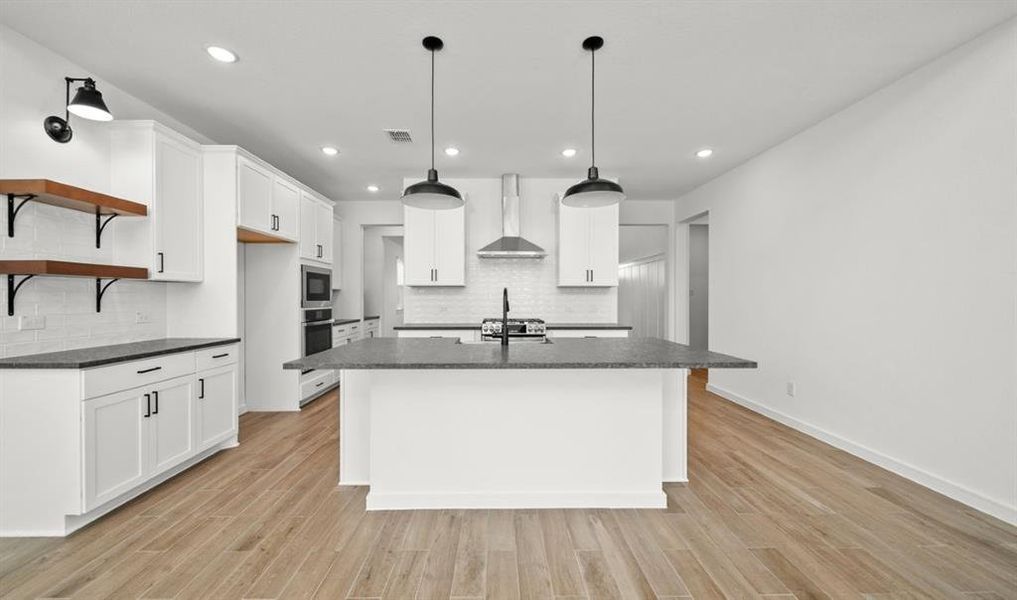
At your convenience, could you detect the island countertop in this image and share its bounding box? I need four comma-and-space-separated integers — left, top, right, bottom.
393, 322, 633, 330
283, 337, 755, 370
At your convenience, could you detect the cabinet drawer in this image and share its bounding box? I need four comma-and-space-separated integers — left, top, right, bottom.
301, 371, 333, 400
82, 352, 195, 400
196, 344, 239, 371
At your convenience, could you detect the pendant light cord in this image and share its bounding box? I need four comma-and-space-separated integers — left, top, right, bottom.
590, 47, 595, 168
430, 48, 436, 171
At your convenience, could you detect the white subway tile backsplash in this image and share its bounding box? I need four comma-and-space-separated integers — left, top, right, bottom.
0, 197, 167, 358
404, 254, 616, 323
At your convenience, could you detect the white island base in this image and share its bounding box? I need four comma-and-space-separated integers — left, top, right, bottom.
339, 368, 687, 510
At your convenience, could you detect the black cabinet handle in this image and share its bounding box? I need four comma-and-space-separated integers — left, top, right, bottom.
152, 390, 159, 415
144, 393, 151, 418
198, 378, 205, 399
137, 366, 162, 374
212, 353, 229, 359
157, 252, 165, 273
315, 381, 325, 388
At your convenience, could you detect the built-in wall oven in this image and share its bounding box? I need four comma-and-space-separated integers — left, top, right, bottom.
302, 308, 333, 358
301, 265, 332, 308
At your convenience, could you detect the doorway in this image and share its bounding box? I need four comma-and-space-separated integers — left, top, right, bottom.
362, 225, 404, 336
618, 225, 669, 339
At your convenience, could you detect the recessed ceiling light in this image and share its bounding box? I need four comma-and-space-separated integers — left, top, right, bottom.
695, 148, 714, 158
444, 146, 460, 156
366, 185, 380, 193
206, 46, 238, 63
561, 148, 577, 158
321, 146, 339, 156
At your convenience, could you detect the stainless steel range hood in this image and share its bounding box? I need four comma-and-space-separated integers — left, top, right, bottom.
477, 174, 547, 259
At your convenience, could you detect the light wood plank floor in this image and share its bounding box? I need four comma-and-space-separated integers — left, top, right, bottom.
2, 379, 1015, 599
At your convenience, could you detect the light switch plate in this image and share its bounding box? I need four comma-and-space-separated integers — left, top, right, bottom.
135, 312, 151, 324
786, 381, 796, 397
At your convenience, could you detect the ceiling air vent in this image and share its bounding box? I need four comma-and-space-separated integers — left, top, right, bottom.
384, 129, 413, 143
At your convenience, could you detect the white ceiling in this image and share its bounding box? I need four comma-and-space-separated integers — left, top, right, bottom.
2, 1, 1015, 201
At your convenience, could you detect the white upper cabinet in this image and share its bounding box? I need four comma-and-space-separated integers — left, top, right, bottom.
271, 177, 300, 241
299, 191, 334, 264
111, 121, 203, 282
557, 196, 619, 287
235, 152, 299, 242
404, 204, 466, 286
237, 156, 273, 235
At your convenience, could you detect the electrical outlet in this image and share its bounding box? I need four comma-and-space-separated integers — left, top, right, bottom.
18, 315, 45, 331
135, 311, 151, 324
786, 381, 796, 397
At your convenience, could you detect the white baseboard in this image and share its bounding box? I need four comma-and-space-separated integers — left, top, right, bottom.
707, 383, 1017, 526
365, 490, 668, 511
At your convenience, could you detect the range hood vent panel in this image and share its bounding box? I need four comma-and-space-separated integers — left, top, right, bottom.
478, 174, 547, 259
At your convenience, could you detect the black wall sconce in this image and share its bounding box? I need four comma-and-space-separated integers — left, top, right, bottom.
43, 77, 114, 143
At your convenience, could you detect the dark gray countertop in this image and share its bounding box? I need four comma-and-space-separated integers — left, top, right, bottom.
333, 318, 361, 326
393, 322, 633, 330
364, 316, 380, 321
0, 338, 241, 369
283, 338, 755, 370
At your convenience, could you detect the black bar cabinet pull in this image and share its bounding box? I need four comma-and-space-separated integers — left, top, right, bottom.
144, 393, 151, 418
212, 353, 229, 359
198, 378, 205, 399
152, 390, 159, 415
157, 252, 164, 273
137, 366, 162, 374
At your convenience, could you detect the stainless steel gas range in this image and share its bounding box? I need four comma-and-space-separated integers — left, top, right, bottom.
480, 317, 548, 342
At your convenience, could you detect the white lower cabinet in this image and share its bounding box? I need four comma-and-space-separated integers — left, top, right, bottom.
3, 344, 240, 536
83, 388, 150, 510
197, 365, 239, 451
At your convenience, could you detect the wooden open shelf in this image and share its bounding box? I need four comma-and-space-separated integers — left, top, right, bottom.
2, 261, 149, 315
0, 179, 147, 217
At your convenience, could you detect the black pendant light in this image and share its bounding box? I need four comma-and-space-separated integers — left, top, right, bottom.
562, 36, 625, 208
44, 77, 114, 144
402, 36, 463, 210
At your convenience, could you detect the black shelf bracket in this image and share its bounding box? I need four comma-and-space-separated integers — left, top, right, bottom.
6, 274, 36, 316
95, 208, 116, 248
95, 278, 120, 313
7, 193, 36, 238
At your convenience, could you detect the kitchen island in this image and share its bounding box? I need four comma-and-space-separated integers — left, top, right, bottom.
284, 337, 754, 510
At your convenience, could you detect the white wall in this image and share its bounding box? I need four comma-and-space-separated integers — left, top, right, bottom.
0, 25, 212, 357
620, 224, 669, 264
688, 224, 709, 349
402, 177, 617, 323
674, 20, 1017, 523
332, 200, 404, 319
618, 256, 668, 339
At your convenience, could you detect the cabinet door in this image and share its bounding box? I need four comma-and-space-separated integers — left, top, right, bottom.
237, 156, 273, 234
149, 376, 196, 475
403, 206, 436, 285
557, 200, 591, 286
153, 135, 203, 281
272, 177, 300, 241
197, 365, 238, 451
299, 193, 318, 260
588, 203, 619, 286
433, 205, 465, 286
316, 202, 334, 265
84, 389, 149, 510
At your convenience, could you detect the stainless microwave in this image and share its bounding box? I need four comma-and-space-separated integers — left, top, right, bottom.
301, 265, 332, 308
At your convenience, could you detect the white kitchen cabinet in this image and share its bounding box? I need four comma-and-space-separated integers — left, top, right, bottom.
236, 152, 299, 242
197, 364, 238, 451
272, 177, 300, 241
3, 344, 240, 536
546, 329, 630, 338
111, 121, 203, 282
149, 376, 196, 475
237, 154, 274, 235
404, 204, 466, 286
83, 388, 149, 510
556, 197, 619, 287
300, 192, 334, 264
